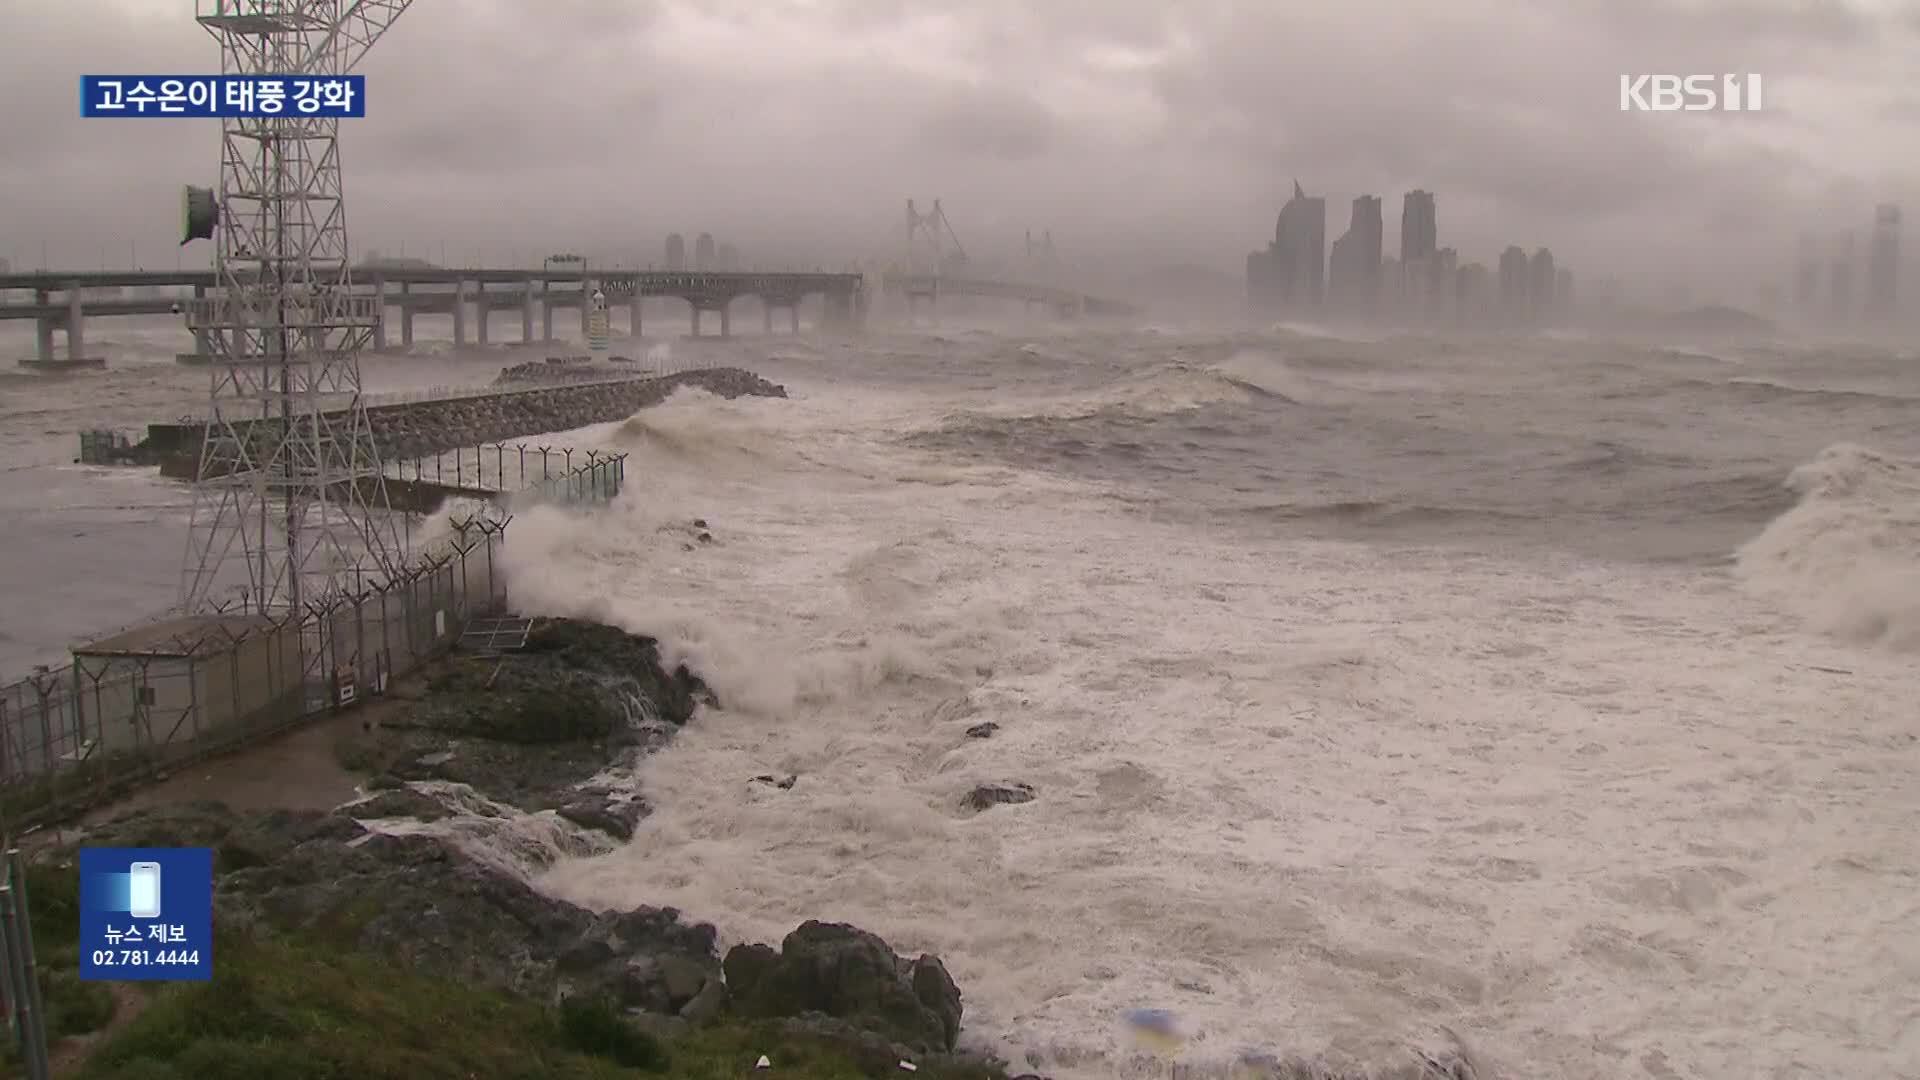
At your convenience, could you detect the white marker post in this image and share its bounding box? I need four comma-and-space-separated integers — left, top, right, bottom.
587, 287, 610, 353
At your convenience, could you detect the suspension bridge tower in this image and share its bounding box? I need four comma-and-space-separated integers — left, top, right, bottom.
905, 198, 967, 276
178, 0, 416, 625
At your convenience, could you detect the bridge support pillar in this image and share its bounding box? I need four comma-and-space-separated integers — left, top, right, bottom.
370, 276, 387, 350
474, 282, 489, 346
521, 285, 535, 342
541, 280, 554, 342
400, 281, 414, 347
719, 302, 731, 338
629, 293, 641, 340
67, 289, 85, 363
790, 304, 801, 334
691, 306, 701, 338
580, 285, 590, 337
34, 290, 54, 363
763, 304, 773, 335
452, 279, 467, 347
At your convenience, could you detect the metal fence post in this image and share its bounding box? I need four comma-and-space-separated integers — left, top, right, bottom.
0, 876, 48, 1080
7, 850, 48, 1080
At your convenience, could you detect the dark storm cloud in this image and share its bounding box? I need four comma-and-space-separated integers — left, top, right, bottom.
0, 0, 1913, 297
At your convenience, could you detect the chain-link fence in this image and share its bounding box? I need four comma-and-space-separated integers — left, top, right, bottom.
0, 514, 510, 832
382, 442, 626, 494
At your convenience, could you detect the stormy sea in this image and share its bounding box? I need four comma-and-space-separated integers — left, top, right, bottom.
2, 312, 1917, 1078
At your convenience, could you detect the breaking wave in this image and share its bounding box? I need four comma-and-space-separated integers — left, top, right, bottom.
1735, 442, 1920, 649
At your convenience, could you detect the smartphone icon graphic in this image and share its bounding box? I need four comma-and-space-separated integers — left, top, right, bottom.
127, 862, 162, 920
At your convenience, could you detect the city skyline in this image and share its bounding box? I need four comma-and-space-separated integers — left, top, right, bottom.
2, 0, 1917, 299
1248, 182, 1575, 328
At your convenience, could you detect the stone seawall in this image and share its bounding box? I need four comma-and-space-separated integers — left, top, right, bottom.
145, 367, 788, 473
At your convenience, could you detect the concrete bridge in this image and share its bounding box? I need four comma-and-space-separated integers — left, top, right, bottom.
0, 267, 869, 367
881, 271, 1140, 319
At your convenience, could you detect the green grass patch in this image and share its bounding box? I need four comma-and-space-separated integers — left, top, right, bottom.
73, 931, 645, 1080
56, 930, 1007, 1080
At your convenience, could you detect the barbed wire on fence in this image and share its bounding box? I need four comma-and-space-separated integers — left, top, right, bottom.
0, 516, 521, 829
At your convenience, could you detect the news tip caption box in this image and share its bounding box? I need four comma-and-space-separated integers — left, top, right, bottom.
81, 75, 365, 118
78, 847, 212, 981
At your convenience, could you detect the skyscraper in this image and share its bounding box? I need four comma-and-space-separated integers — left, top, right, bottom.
1328, 195, 1383, 315
665, 233, 686, 270
1278, 180, 1327, 309
1428, 246, 1457, 321
1498, 246, 1529, 323
1830, 231, 1855, 323
1868, 204, 1900, 320
1529, 248, 1556, 324
1398, 190, 1437, 316
1454, 262, 1491, 326
1401, 190, 1436, 264
695, 232, 717, 272
1793, 233, 1820, 316
1247, 180, 1326, 313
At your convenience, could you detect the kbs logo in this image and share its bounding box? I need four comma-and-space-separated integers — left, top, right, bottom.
1619, 74, 1763, 112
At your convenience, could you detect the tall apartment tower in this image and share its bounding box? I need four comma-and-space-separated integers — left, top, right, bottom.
1830, 231, 1855, 323
1793, 233, 1820, 315
1498, 245, 1529, 323
1528, 248, 1557, 324
1868, 204, 1900, 319
1329, 195, 1383, 315
1399, 190, 1437, 313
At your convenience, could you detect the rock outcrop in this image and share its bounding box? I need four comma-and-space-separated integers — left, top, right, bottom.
724, 921, 964, 1054
58, 616, 993, 1070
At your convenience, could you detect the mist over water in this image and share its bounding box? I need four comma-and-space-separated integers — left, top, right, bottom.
4, 316, 1919, 1076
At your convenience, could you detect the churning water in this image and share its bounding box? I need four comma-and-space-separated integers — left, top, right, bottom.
4, 314, 1918, 1077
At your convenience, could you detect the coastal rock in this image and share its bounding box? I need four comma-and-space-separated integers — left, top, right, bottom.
964, 722, 1000, 739
963, 782, 1035, 812
65, 616, 997, 1066
347, 787, 453, 823
343, 618, 711, 818
557, 796, 647, 841
722, 920, 964, 1053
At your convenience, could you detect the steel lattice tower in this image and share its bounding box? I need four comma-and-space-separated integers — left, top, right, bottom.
180, 0, 414, 619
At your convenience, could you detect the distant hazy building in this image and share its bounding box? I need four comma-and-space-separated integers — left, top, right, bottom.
1455, 262, 1491, 326
1401, 190, 1436, 264
1397, 190, 1437, 314
717, 243, 741, 271
1868, 204, 1900, 320
1328, 194, 1383, 316
1793, 233, 1820, 316
694, 232, 716, 272
1528, 248, 1556, 324
1427, 247, 1457, 322
1498, 246, 1529, 323
665, 233, 686, 271
1830, 231, 1855, 323
1247, 180, 1327, 314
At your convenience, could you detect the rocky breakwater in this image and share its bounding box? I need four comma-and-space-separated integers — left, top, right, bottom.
373, 367, 788, 460
495, 356, 640, 384
145, 367, 788, 477
57, 618, 1004, 1075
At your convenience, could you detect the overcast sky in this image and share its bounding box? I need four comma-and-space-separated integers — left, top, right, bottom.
3, 0, 1917, 300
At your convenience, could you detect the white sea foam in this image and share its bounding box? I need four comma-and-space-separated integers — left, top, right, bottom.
499, 375, 1920, 1079
1735, 442, 1920, 650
